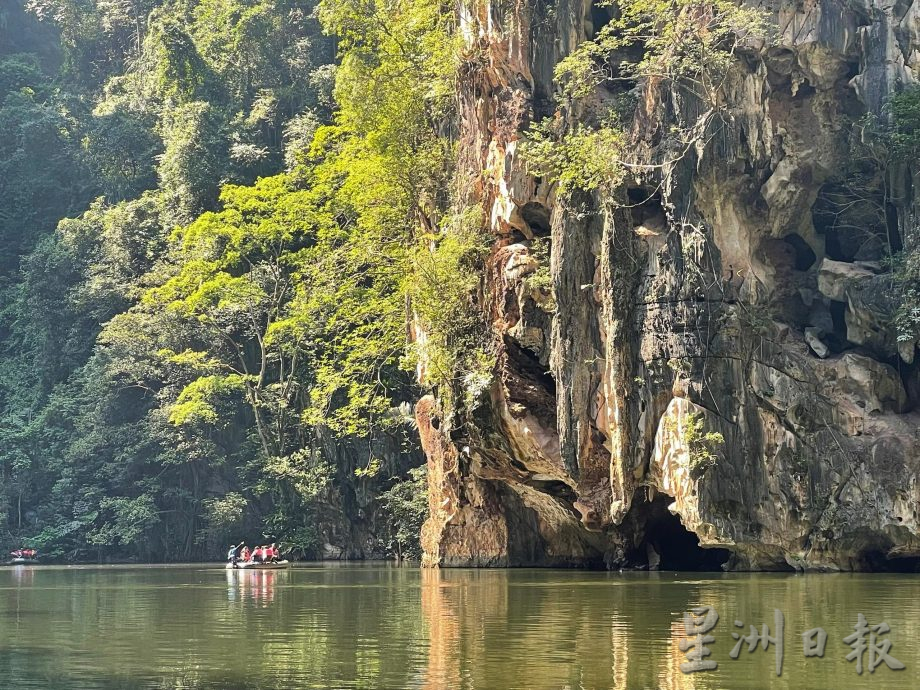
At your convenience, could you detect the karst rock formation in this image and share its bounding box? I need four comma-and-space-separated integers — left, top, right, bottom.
417, 0, 920, 571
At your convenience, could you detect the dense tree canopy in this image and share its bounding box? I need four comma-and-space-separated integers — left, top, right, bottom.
0, 0, 475, 561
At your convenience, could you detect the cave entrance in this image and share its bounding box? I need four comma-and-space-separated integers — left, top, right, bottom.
812, 181, 889, 262
630, 492, 731, 571
781, 233, 817, 271
825, 299, 852, 354
520, 201, 551, 237
859, 549, 920, 573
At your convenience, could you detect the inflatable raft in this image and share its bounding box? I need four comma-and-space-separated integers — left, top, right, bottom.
226, 560, 291, 570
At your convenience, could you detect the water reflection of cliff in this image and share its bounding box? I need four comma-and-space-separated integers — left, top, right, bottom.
421, 569, 706, 689
3, 567, 920, 689
420, 568, 460, 688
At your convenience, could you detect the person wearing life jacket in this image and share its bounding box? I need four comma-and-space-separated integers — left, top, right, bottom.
269, 543, 279, 562
241, 546, 251, 563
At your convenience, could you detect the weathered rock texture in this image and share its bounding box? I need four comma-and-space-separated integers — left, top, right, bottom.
420, 0, 920, 570
315, 427, 424, 559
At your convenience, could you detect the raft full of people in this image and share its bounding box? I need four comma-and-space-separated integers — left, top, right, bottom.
8, 548, 38, 565
226, 542, 290, 569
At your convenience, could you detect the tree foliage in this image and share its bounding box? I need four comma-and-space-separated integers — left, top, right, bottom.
555, 0, 770, 101
0, 0, 444, 561
860, 87, 920, 341
523, 0, 771, 194
378, 465, 427, 560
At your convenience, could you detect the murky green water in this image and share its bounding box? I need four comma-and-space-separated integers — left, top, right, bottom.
0, 564, 917, 688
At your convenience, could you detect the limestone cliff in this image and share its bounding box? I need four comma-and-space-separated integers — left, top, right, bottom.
418, 0, 920, 571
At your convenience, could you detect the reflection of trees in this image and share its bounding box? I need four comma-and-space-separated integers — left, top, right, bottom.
5, 568, 920, 688
0, 565, 428, 688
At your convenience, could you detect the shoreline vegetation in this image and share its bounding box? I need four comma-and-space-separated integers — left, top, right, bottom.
0, 0, 439, 565
3, 0, 920, 573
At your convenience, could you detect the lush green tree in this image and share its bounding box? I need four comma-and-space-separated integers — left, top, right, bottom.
0, 0, 451, 562
0, 54, 96, 268
378, 464, 427, 559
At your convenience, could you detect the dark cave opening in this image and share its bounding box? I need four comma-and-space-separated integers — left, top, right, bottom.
527, 478, 578, 505
823, 231, 846, 262
825, 299, 852, 353
626, 187, 665, 227
793, 82, 817, 99
520, 201, 551, 237
886, 201, 904, 253
627, 186, 662, 206
842, 60, 861, 81
630, 494, 731, 572
813, 181, 890, 262
781, 233, 817, 271
859, 550, 920, 573
504, 336, 556, 396
815, 202, 848, 261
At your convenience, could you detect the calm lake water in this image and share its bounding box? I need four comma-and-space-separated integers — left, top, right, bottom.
0, 564, 917, 689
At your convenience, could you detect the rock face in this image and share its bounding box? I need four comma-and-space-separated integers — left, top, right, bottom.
419, 0, 920, 571
315, 427, 424, 559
